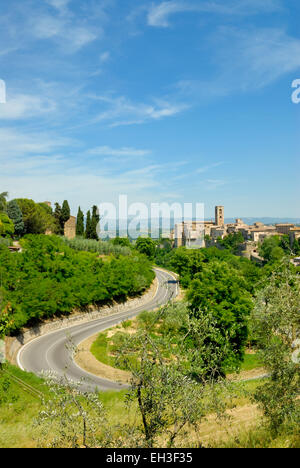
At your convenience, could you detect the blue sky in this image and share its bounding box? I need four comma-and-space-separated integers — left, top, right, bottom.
0, 0, 299, 218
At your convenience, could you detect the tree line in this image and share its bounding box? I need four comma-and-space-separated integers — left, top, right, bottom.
0, 235, 154, 336
0, 191, 101, 241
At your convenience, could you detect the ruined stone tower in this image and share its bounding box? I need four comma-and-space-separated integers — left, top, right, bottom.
215, 206, 224, 226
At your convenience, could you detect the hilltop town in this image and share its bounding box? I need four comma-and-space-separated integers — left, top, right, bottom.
172, 205, 300, 264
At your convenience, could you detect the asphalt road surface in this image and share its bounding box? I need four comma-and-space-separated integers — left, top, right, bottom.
17, 268, 178, 392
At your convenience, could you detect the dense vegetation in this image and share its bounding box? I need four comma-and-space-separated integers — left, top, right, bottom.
259, 234, 299, 261
0, 235, 154, 335
63, 236, 132, 257
0, 191, 103, 240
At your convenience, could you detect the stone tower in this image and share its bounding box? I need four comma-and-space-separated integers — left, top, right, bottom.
215, 206, 224, 226
64, 216, 76, 239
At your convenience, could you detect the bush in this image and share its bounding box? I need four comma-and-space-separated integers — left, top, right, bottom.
63, 237, 131, 257
0, 213, 14, 237
0, 235, 154, 334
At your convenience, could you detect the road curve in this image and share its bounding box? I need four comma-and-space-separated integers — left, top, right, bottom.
17, 268, 178, 392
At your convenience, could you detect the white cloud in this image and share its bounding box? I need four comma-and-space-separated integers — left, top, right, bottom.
31, 15, 64, 39
235, 28, 300, 87
204, 179, 227, 190
0, 128, 73, 158
29, 13, 99, 52
100, 51, 110, 62
87, 146, 151, 157
176, 27, 300, 98
148, 1, 190, 27
47, 0, 71, 12
0, 128, 185, 210
0, 94, 57, 120
196, 162, 224, 173
90, 94, 188, 127
147, 0, 282, 27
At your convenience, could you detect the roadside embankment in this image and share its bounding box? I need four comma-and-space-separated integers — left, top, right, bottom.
6, 277, 158, 365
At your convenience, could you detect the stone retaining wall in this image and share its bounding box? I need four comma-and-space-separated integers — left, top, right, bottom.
6, 277, 158, 365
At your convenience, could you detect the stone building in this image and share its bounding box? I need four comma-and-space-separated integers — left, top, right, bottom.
215, 206, 224, 226
275, 223, 296, 235
174, 206, 222, 248
64, 216, 76, 239
173, 204, 299, 251
210, 226, 226, 241
290, 227, 300, 245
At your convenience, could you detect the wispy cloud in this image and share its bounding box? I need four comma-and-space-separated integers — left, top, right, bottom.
176, 27, 300, 98
196, 162, 224, 174
204, 179, 227, 190
46, 0, 71, 13
0, 93, 57, 120
0, 128, 73, 158
147, 0, 282, 27
99, 51, 110, 63
87, 146, 151, 158
0, 127, 182, 208
89, 94, 188, 127
29, 13, 99, 52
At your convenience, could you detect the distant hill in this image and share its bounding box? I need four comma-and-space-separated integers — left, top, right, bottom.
224, 218, 300, 226
99, 217, 300, 239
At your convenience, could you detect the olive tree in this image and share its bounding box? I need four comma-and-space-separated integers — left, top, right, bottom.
251, 266, 300, 434
35, 372, 110, 448
117, 305, 234, 448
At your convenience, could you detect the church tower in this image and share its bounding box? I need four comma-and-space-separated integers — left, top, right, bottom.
215, 206, 224, 226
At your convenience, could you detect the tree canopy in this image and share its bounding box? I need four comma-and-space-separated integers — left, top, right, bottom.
7, 200, 24, 237
0, 213, 14, 237
0, 235, 154, 335
0, 192, 8, 212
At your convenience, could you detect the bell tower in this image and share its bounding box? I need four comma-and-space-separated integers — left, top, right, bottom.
215, 206, 224, 226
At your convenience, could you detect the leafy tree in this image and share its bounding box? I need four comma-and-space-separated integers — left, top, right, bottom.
112, 236, 131, 248
136, 237, 156, 259
0, 213, 14, 237
76, 207, 84, 237
0, 192, 8, 212
219, 232, 244, 254
35, 372, 110, 448
7, 200, 24, 237
16, 199, 55, 235
259, 236, 286, 263
117, 305, 233, 447
292, 238, 300, 256
85, 210, 92, 239
186, 260, 253, 372
0, 235, 154, 334
251, 267, 300, 434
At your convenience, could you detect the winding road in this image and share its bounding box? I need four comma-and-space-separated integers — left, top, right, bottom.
17, 268, 178, 392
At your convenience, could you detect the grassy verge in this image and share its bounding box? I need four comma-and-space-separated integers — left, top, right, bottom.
240, 353, 263, 371
1, 363, 297, 448
0, 363, 134, 448
0, 364, 49, 448
90, 322, 264, 378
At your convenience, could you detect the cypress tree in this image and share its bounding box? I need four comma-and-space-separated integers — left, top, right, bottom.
90, 205, 100, 240
76, 207, 84, 237
54, 202, 63, 235
7, 200, 24, 237
86, 210, 92, 239
61, 200, 71, 225
0, 192, 8, 212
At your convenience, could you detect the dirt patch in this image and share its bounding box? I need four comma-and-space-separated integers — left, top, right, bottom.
193, 404, 261, 446
75, 333, 131, 385
227, 367, 267, 382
